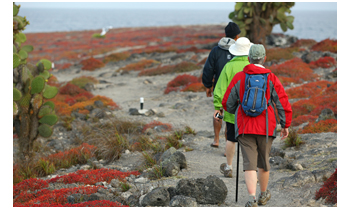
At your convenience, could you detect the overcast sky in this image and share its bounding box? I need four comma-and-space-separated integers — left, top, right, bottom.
16, 2, 337, 11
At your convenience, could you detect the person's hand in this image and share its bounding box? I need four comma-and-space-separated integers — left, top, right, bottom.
280, 128, 289, 140
206, 88, 212, 97
214, 110, 221, 121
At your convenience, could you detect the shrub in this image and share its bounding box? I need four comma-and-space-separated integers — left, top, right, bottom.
59, 82, 87, 96
55, 63, 72, 70
80, 57, 105, 71
181, 82, 205, 92
309, 56, 336, 69
138, 62, 200, 77
315, 168, 337, 204
164, 74, 199, 94
299, 119, 337, 134
285, 80, 334, 99
142, 121, 173, 133
283, 127, 304, 148
119, 59, 160, 71
291, 115, 318, 126
70, 76, 99, 89
266, 47, 299, 62
269, 57, 318, 85
103, 52, 130, 63
291, 39, 317, 48
311, 38, 337, 53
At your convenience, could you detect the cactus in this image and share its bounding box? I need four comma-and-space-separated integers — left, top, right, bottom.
229, 2, 295, 45
39, 115, 58, 126
13, 3, 58, 158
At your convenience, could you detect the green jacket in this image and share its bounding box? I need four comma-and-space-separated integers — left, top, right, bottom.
213, 56, 250, 124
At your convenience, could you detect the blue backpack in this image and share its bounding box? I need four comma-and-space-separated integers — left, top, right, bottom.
241, 73, 269, 117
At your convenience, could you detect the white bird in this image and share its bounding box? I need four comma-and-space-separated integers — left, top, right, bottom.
100, 26, 113, 36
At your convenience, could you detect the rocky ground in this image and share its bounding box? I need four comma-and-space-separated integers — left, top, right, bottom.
14, 34, 337, 207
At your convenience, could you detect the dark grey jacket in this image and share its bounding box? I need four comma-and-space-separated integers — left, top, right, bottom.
202, 37, 235, 89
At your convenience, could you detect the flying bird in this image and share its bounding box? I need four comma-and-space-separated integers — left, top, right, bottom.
100, 26, 113, 36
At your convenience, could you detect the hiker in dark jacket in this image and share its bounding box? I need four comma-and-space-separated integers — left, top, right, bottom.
222, 44, 292, 207
202, 22, 241, 149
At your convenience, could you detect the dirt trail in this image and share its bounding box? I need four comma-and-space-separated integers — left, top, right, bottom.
52, 66, 325, 207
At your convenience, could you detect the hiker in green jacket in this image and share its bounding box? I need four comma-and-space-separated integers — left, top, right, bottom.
213, 37, 252, 178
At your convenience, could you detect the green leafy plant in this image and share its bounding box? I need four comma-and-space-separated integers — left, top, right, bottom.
229, 2, 295, 44
284, 127, 304, 148
13, 3, 58, 158
120, 181, 131, 192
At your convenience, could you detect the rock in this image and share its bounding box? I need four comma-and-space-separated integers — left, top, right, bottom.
90, 108, 106, 119
327, 69, 337, 78
289, 163, 303, 171
143, 79, 152, 84
266, 33, 298, 47
312, 169, 333, 182
169, 195, 198, 207
163, 162, 180, 177
85, 105, 94, 111
145, 109, 156, 116
316, 108, 335, 122
156, 112, 165, 117
79, 165, 90, 170
84, 82, 94, 91
167, 187, 177, 199
173, 103, 184, 109
71, 112, 86, 120
134, 177, 149, 184
129, 108, 141, 115
121, 191, 132, 200
110, 179, 121, 188
270, 147, 286, 158
301, 51, 324, 63
88, 193, 105, 201
94, 100, 104, 108
283, 170, 316, 188
141, 187, 170, 206
269, 156, 288, 168
127, 195, 140, 207
176, 175, 227, 204
159, 147, 177, 163
67, 195, 75, 204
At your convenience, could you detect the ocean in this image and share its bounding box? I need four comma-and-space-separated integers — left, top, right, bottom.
19, 8, 337, 42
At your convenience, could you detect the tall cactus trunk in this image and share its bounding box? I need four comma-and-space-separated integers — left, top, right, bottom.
18, 112, 31, 157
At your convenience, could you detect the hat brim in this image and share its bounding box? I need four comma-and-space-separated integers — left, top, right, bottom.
229, 43, 254, 56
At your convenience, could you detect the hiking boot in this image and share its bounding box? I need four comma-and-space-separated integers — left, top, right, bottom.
245, 200, 258, 207
258, 190, 271, 205
220, 163, 232, 178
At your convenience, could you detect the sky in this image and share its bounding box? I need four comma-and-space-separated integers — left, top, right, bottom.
15, 1, 337, 11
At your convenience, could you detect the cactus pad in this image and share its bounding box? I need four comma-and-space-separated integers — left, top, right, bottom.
43, 101, 55, 110
13, 88, 22, 101
13, 4, 19, 16
38, 124, 53, 138
40, 70, 50, 80
21, 45, 34, 53
37, 62, 44, 73
37, 59, 52, 71
19, 50, 28, 60
13, 53, 21, 68
31, 76, 45, 94
43, 85, 58, 99
39, 114, 58, 126
31, 94, 43, 111
13, 44, 17, 53
38, 105, 52, 118
14, 32, 27, 43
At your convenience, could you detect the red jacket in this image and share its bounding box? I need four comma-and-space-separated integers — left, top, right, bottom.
222, 64, 292, 138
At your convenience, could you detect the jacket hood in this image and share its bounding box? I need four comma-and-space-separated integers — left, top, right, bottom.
218, 37, 235, 50
243, 64, 272, 74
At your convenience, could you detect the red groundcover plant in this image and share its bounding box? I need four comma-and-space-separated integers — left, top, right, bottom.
142, 121, 173, 133
315, 168, 337, 204
164, 74, 199, 94
14, 200, 127, 207
80, 57, 105, 71
309, 56, 336, 69
299, 119, 337, 134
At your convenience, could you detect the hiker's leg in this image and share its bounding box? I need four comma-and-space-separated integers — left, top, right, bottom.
256, 135, 274, 192
212, 109, 223, 146
238, 134, 258, 195
245, 170, 257, 196
258, 168, 269, 192
225, 140, 236, 166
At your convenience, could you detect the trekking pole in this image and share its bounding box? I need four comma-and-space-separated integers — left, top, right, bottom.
236, 142, 240, 202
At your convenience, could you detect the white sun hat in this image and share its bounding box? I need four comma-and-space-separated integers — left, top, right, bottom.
229, 37, 253, 56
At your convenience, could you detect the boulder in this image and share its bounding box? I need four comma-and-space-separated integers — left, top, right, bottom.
301, 51, 324, 63
176, 175, 227, 204
169, 195, 198, 207
94, 100, 104, 108
141, 187, 170, 206
312, 169, 333, 182
266, 33, 298, 47
161, 151, 187, 177
316, 108, 335, 122
283, 170, 316, 188
90, 108, 106, 119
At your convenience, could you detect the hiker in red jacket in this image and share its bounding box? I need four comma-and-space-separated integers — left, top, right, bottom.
222, 44, 292, 207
